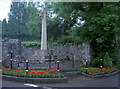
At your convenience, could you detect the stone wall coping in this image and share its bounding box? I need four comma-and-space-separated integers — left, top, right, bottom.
82, 70, 120, 78
2, 74, 68, 83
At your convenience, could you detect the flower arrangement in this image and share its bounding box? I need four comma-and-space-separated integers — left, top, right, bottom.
1, 68, 64, 78
76, 66, 118, 76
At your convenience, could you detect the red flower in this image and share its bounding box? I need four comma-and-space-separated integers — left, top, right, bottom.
31, 72, 36, 74
81, 68, 85, 70
14, 69, 19, 71
54, 70, 60, 72
41, 71, 48, 73
26, 71, 31, 73
12, 69, 20, 72
49, 70, 55, 73
37, 72, 43, 74
101, 68, 108, 70
37, 71, 48, 74
105, 67, 116, 69
49, 68, 53, 70
4, 68, 9, 71
76, 67, 82, 68
110, 67, 116, 69
95, 69, 101, 71
90, 69, 96, 72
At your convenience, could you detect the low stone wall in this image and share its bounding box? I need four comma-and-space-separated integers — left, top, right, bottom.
2, 75, 68, 83
82, 70, 120, 78
2, 38, 22, 68
21, 43, 91, 61
2, 38, 91, 68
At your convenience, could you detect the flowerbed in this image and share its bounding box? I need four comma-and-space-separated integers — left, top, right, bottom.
1, 68, 64, 78
76, 66, 118, 76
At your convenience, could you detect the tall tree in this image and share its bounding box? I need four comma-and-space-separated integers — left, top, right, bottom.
26, 2, 64, 41
26, 2, 41, 38
7, 2, 28, 39
52, 2, 119, 59
77, 3, 119, 59
2, 19, 8, 37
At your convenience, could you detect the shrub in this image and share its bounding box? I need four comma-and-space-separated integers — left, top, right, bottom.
111, 56, 119, 65
22, 41, 40, 47
116, 60, 120, 69
91, 58, 101, 67
103, 52, 112, 67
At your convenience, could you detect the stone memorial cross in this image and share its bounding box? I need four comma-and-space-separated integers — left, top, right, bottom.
40, 8, 48, 51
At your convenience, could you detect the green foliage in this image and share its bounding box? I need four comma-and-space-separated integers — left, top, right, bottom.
116, 62, 120, 69
2, 19, 8, 36
2, 69, 64, 78
89, 68, 117, 76
47, 17, 63, 41
22, 41, 40, 47
91, 58, 101, 67
76, 67, 118, 76
26, 2, 41, 37
52, 2, 119, 59
2, 2, 42, 41
56, 36, 75, 45
103, 52, 112, 67
7, 2, 28, 37
2, 2, 120, 62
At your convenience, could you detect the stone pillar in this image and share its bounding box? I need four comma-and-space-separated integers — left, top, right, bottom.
40, 8, 49, 62
41, 8, 48, 50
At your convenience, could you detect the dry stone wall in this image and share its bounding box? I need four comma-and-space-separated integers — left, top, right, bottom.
21, 44, 91, 61
2, 38, 22, 68
2, 38, 91, 67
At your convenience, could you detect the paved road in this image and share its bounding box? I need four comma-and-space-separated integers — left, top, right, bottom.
1, 73, 120, 89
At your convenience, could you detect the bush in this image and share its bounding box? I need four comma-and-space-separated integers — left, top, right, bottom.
22, 41, 40, 47
91, 58, 101, 67
116, 61, 120, 69
103, 52, 112, 67
111, 54, 119, 65
56, 36, 75, 45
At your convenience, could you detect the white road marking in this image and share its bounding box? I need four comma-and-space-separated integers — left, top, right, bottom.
43, 86, 52, 89
24, 83, 38, 87
68, 81, 71, 82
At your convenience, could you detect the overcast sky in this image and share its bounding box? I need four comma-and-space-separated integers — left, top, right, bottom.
0, 0, 45, 21
0, 0, 11, 21
0, 0, 117, 21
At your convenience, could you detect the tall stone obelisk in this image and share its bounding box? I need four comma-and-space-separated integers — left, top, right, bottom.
41, 8, 48, 50
40, 8, 48, 62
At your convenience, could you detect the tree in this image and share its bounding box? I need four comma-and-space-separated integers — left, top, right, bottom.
2, 19, 8, 37
52, 2, 119, 60
26, 2, 41, 38
26, 2, 64, 41
77, 3, 119, 59
7, 2, 28, 39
